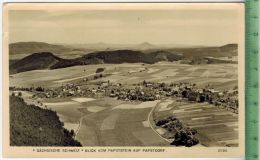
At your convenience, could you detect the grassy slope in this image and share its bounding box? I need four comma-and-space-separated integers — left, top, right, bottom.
10, 96, 82, 146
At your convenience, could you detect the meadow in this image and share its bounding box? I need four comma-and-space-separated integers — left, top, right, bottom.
10, 62, 238, 90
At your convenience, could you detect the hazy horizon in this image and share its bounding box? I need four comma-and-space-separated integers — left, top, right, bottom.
9, 5, 243, 46
10, 41, 238, 48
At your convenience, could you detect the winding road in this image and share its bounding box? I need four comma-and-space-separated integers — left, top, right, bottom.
75, 101, 169, 146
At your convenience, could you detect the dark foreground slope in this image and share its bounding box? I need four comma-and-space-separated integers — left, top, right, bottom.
10, 96, 82, 146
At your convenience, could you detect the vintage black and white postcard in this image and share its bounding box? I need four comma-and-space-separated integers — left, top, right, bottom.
3, 3, 245, 158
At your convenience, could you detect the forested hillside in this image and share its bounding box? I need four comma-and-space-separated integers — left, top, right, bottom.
10, 96, 82, 146
9, 43, 238, 74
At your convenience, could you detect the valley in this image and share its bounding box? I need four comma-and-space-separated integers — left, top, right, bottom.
10, 61, 239, 147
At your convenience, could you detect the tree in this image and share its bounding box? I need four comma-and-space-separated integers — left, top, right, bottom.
171, 129, 199, 147
181, 90, 188, 98
63, 129, 70, 136
96, 68, 105, 73
36, 86, 44, 92
18, 92, 22, 97
159, 83, 166, 88
70, 129, 75, 137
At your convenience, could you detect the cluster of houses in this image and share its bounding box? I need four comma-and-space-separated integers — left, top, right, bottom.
10, 79, 239, 114
140, 81, 238, 113
45, 83, 84, 98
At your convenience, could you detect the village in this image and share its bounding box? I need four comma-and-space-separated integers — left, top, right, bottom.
10, 78, 239, 114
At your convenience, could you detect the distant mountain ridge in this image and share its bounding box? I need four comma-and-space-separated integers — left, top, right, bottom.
10, 49, 183, 74
9, 43, 238, 74
10, 42, 71, 55
10, 42, 238, 60
9, 42, 87, 59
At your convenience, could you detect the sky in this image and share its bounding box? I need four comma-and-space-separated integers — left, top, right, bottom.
8, 4, 243, 46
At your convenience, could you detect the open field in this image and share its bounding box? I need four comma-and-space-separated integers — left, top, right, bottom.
18, 93, 238, 147
10, 62, 237, 90
13, 89, 238, 147
39, 97, 169, 146
153, 99, 238, 147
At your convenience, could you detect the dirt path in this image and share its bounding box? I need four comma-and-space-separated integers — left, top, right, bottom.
147, 101, 172, 143
55, 73, 96, 83
75, 115, 85, 139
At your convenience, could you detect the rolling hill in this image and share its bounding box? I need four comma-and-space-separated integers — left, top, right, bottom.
167, 44, 238, 58
10, 42, 71, 55
9, 43, 238, 74
10, 52, 62, 74
82, 50, 183, 64
9, 42, 87, 59
10, 41, 238, 59
10, 50, 183, 74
